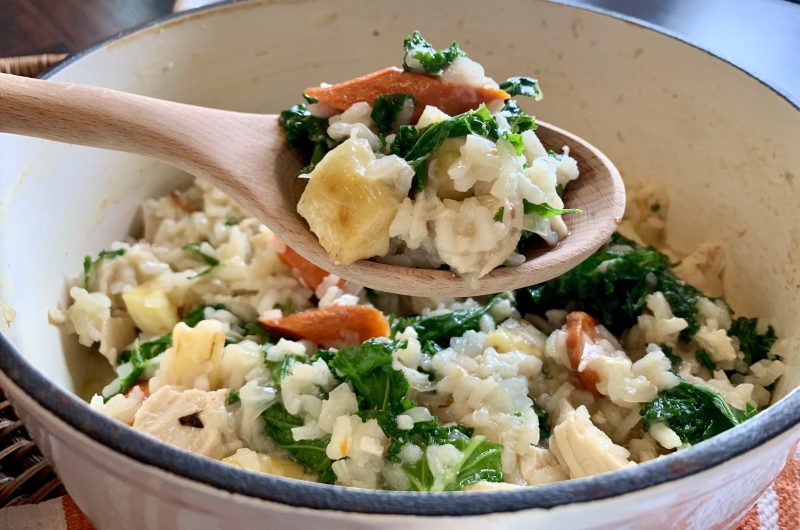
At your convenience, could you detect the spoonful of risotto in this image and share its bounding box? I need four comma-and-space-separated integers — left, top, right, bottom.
0, 32, 624, 297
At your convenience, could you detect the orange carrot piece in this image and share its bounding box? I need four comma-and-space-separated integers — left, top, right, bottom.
277, 244, 340, 291
565, 311, 601, 396
305, 67, 509, 120
260, 305, 390, 348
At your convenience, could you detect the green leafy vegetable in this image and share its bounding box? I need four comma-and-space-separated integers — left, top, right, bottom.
497, 99, 538, 135
641, 380, 756, 445
224, 216, 238, 226
500, 131, 524, 156
660, 344, 682, 373
728, 317, 777, 365
523, 199, 582, 218
82, 249, 126, 290
226, 389, 240, 405
532, 401, 550, 441
499, 76, 543, 101
278, 103, 338, 174
329, 339, 409, 413
261, 403, 334, 482
182, 242, 221, 278
390, 105, 496, 192
391, 294, 506, 347
695, 349, 717, 371
493, 207, 505, 223
402, 31, 466, 76
266, 354, 304, 389
516, 233, 704, 341
371, 93, 415, 134
241, 321, 272, 342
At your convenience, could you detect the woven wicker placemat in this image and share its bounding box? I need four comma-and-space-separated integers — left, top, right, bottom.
0, 53, 69, 508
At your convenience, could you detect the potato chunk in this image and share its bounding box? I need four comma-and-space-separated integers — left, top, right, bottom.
297, 137, 412, 265
122, 282, 179, 336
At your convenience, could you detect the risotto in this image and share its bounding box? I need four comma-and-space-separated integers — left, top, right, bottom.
51, 173, 785, 491
281, 32, 581, 282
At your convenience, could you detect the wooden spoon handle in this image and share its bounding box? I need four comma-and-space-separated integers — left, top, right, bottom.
0, 73, 281, 185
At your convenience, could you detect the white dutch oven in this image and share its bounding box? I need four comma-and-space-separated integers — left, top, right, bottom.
1, 1, 799, 528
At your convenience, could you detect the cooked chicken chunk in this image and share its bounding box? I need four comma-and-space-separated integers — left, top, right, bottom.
132, 386, 242, 460
549, 404, 634, 479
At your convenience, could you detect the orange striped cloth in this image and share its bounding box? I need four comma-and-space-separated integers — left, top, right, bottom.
0, 455, 798, 529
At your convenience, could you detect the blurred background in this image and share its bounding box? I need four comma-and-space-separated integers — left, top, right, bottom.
1, 0, 798, 96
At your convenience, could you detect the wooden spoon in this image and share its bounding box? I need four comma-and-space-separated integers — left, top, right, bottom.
0, 74, 625, 297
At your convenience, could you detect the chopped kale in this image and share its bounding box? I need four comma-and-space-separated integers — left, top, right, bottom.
493, 207, 505, 223
728, 317, 777, 365
261, 403, 334, 482
641, 380, 756, 445
523, 199, 582, 218
178, 412, 204, 428
402, 31, 466, 76
266, 354, 304, 389
532, 401, 550, 441
226, 389, 240, 406
329, 339, 409, 414
695, 349, 717, 371
500, 131, 524, 155
182, 242, 220, 278
516, 233, 704, 342
82, 248, 126, 290
497, 99, 538, 134
224, 216, 238, 226
390, 294, 507, 347
390, 104, 496, 192
371, 93, 415, 134
499, 76, 543, 101
241, 321, 272, 342
181, 302, 227, 327
278, 103, 338, 174
660, 344, 682, 373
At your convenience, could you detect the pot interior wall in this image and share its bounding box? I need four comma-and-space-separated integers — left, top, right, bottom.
0, 0, 798, 400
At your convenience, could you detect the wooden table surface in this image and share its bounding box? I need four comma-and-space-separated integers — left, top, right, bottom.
0, 0, 174, 57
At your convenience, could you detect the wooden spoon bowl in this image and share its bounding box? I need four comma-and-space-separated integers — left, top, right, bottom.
0, 74, 624, 298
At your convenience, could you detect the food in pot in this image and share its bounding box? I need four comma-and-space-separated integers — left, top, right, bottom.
52, 176, 785, 491
281, 32, 581, 282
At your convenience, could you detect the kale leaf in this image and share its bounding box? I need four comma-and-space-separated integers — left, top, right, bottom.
226, 389, 240, 405
728, 317, 777, 365
522, 199, 582, 218
371, 93, 415, 134
695, 349, 717, 371
493, 207, 505, 223
497, 100, 538, 134
500, 131, 524, 156
641, 380, 756, 445
390, 104, 496, 192
402, 31, 466, 76
278, 103, 337, 174
516, 233, 703, 341
532, 401, 550, 441
329, 339, 409, 413
390, 294, 506, 347
261, 403, 334, 482
499, 76, 543, 101
182, 242, 220, 278
82, 248, 126, 290
265, 354, 304, 389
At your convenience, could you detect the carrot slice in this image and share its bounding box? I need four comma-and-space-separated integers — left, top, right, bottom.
305, 67, 509, 120
565, 311, 601, 396
260, 305, 390, 348
277, 244, 332, 291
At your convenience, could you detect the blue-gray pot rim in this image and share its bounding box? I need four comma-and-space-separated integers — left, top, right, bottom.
1, 0, 798, 517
